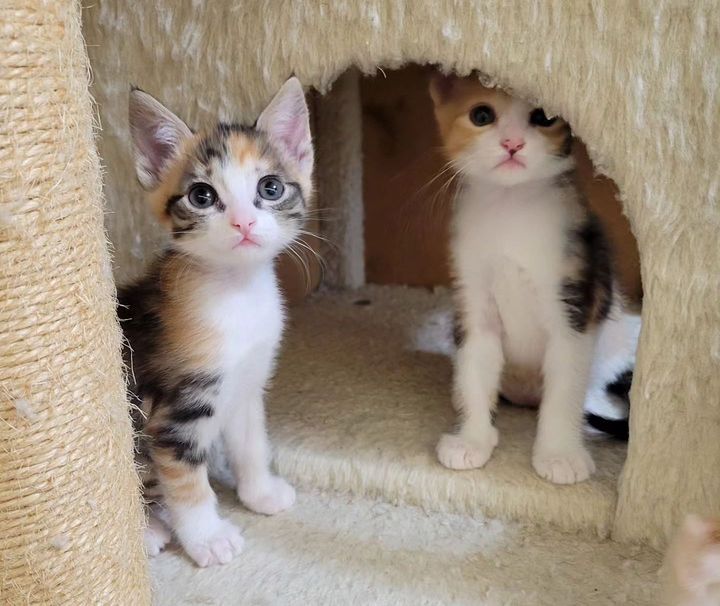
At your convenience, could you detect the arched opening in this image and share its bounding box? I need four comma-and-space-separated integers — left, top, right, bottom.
266, 64, 643, 536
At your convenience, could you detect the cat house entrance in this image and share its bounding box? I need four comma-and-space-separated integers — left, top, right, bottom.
266, 64, 642, 534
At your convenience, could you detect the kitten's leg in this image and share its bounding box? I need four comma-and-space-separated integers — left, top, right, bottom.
533, 330, 596, 484
223, 390, 295, 515
153, 451, 244, 566
437, 313, 503, 470
144, 505, 171, 557
151, 428, 244, 567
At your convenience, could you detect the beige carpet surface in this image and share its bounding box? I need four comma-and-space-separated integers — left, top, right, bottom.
268, 286, 627, 536
151, 487, 661, 606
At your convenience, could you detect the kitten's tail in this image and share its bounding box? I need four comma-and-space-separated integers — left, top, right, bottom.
585, 369, 632, 441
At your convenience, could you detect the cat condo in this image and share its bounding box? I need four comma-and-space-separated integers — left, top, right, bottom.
2, 2, 718, 604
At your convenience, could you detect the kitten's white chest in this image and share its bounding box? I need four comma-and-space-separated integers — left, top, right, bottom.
454, 182, 570, 369
201, 267, 284, 368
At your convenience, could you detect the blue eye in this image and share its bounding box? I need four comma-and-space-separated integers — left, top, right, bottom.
188, 183, 217, 208
257, 176, 285, 201
470, 105, 495, 126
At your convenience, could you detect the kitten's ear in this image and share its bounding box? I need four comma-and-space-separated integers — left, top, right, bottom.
429, 72, 457, 107
256, 77, 313, 176
129, 88, 192, 190
682, 514, 719, 540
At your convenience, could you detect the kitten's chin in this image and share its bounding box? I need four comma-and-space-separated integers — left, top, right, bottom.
469, 162, 572, 188
174, 240, 281, 271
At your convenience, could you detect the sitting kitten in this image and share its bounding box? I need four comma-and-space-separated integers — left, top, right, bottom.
119, 77, 313, 566
430, 74, 636, 484
663, 515, 720, 606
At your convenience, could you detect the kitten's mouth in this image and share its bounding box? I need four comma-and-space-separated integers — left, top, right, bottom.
495, 156, 526, 170
232, 236, 260, 249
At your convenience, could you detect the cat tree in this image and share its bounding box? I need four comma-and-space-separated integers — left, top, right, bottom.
3, 0, 718, 603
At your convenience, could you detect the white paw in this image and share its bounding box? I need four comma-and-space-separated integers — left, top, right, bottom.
144, 522, 171, 557
436, 428, 499, 470
239, 476, 296, 515
180, 519, 244, 568
532, 446, 596, 484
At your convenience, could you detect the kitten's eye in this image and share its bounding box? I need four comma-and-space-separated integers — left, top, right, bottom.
469, 105, 496, 127
529, 108, 557, 127
188, 183, 217, 208
257, 176, 285, 201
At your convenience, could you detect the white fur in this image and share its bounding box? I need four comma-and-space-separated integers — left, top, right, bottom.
437, 94, 627, 484
172, 499, 245, 568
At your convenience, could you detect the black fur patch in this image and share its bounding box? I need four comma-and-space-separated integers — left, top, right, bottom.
585, 413, 629, 441
167, 373, 220, 423
560, 130, 572, 157
452, 314, 465, 347
561, 215, 613, 332
153, 428, 207, 465
165, 194, 183, 217
606, 368, 633, 400
585, 369, 632, 441
197, 142, 222, 165
217, 122, 247, 137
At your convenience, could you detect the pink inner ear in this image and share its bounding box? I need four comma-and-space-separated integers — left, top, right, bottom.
274, 114, 309, 164
144, 134, 176, 174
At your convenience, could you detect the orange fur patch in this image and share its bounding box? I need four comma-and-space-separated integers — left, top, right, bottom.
153, 451, 213, 507
227, 132, 262, 166
159, 253, 223, 372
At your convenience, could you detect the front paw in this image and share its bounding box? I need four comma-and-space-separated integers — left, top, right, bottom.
144, 519, 171, 557
178, 518, 244, 568
436, 428, 499, 470
532, 446, 595, 484
239, 476, 296, 515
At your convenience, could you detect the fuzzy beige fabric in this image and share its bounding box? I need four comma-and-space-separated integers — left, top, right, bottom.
264, 286, 626, 536
82, 1, 720, 546
151, 486, 662, 605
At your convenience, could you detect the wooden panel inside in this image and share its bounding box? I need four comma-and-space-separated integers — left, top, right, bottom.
361, 65, 642, 304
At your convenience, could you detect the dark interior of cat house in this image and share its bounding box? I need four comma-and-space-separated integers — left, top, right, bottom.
266, 64, 642, 540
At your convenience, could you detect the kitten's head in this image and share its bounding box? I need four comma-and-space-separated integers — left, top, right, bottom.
429, 74, 573, 186
129, 77, 313, 268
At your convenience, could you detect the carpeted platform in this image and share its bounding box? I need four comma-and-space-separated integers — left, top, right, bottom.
151, 286, 659, 605
151, 488, 661, 605
268, 286, 626, 536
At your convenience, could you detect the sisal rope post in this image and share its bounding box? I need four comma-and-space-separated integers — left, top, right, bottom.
0, 3, 150, 604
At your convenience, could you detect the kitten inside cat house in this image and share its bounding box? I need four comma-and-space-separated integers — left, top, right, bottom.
357, 64, 639, 444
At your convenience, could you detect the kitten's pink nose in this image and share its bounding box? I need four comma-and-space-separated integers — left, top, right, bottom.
501, 138, 525, 154
231, 218, 257, 235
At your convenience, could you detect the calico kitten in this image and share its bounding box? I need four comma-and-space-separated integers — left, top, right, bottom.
663, 515, 720, 606
429, 74, 636, 484
119, 77, 313, 566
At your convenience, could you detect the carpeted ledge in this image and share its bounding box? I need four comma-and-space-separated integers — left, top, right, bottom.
151, 488, 661, 606
266, 286, 627, 537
